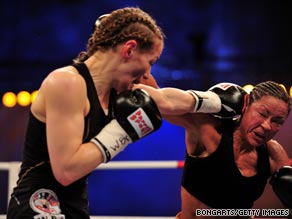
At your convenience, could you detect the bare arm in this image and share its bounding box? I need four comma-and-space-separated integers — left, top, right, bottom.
34, 68, 104, 186
132, 83, 196, 115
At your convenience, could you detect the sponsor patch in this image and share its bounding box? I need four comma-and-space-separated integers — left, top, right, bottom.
29, 188, 65, 219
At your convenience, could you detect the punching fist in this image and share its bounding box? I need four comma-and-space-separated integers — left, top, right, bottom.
270, 166, 292, 209
114, 89, 162, 141
208, 82, 247, 120
91, 89, 162, 162
188, 82, 246, 121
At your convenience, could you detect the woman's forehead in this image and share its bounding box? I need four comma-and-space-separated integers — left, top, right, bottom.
252, 96, 289, 112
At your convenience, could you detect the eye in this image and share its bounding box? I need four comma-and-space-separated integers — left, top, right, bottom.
259, 112, 267, 118
271, 117, 285, 126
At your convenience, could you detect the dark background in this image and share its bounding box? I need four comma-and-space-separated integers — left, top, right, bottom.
1, 0, 292, 217
1, 0, 292, 93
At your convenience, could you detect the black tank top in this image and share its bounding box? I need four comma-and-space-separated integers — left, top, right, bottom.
181, 121, 270, 209
12, 62, 116, 218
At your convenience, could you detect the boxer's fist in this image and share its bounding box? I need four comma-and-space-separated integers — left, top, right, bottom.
114, 89, 162, 141
208, 82, 247, 120
91, 89, 162, 162
188, 82, 246, 121
270, 166, 292, 209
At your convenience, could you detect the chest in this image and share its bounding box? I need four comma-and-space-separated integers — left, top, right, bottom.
187, 126, 260, 177
235, 150, 258, 177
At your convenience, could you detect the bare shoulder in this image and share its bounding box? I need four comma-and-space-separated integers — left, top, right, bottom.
164, 114, 193, 127
267, 139, 288, 157
42, 66, 85, 90
267, 139, 290, 173
40, 66, 88, 111
31, 66, 88, 121
39, 66, 87, 103
165, 113, 214, 128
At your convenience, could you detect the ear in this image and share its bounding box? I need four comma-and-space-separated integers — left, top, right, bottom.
242, 94, 249, 113
122, 40, 138, 58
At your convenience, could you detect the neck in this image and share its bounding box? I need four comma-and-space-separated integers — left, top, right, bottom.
233, 129, 254, 153
84, 54, 113, 107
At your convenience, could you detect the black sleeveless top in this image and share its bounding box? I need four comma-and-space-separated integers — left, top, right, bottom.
11, 62, 116, 218
181, 121, 271, 209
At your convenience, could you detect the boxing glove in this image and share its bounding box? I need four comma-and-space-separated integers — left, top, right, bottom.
270, 166, 292, 209
188, 82, 247, 121
208, 82, 247, 120
91, 89, 162, 162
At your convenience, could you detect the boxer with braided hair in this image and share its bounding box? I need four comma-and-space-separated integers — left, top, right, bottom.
76, 7, 164, 62
7, 7, 164, 219
134, 81, 291, 219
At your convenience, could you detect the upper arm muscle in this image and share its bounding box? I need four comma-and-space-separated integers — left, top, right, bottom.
43, 70, 87, 171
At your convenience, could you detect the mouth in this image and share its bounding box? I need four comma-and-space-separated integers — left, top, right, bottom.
253, 131, 266, 143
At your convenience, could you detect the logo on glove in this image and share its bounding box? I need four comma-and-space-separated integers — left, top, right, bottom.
127, 108, 154, 138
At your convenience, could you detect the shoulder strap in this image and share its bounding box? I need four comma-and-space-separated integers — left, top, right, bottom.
257, 144, 271, 178
72, 62, 113, 141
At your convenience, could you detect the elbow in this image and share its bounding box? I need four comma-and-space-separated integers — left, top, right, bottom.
53, 169, 75, 186
56, 178, 72, 187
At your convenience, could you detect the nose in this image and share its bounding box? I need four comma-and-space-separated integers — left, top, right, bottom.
261, 118, 272, 131
143, 70, 151, 79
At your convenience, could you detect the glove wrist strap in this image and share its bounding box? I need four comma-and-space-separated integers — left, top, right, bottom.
91, 119, 133, 162
187, 90, 221, 113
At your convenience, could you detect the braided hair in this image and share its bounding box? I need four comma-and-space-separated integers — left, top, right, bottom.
74, 7, 165, 62
249, 81, 291, 114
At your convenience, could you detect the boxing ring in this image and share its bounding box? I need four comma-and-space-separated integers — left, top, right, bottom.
1, 160, 291, 219
0, 160, 184, 219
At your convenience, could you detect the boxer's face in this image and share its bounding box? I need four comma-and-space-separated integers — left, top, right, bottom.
240, 95, 289, 147
114, 39, 163, 93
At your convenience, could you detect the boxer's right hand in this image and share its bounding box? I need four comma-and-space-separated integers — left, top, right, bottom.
270, 166, 292, 209
91, 89, 162, 162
